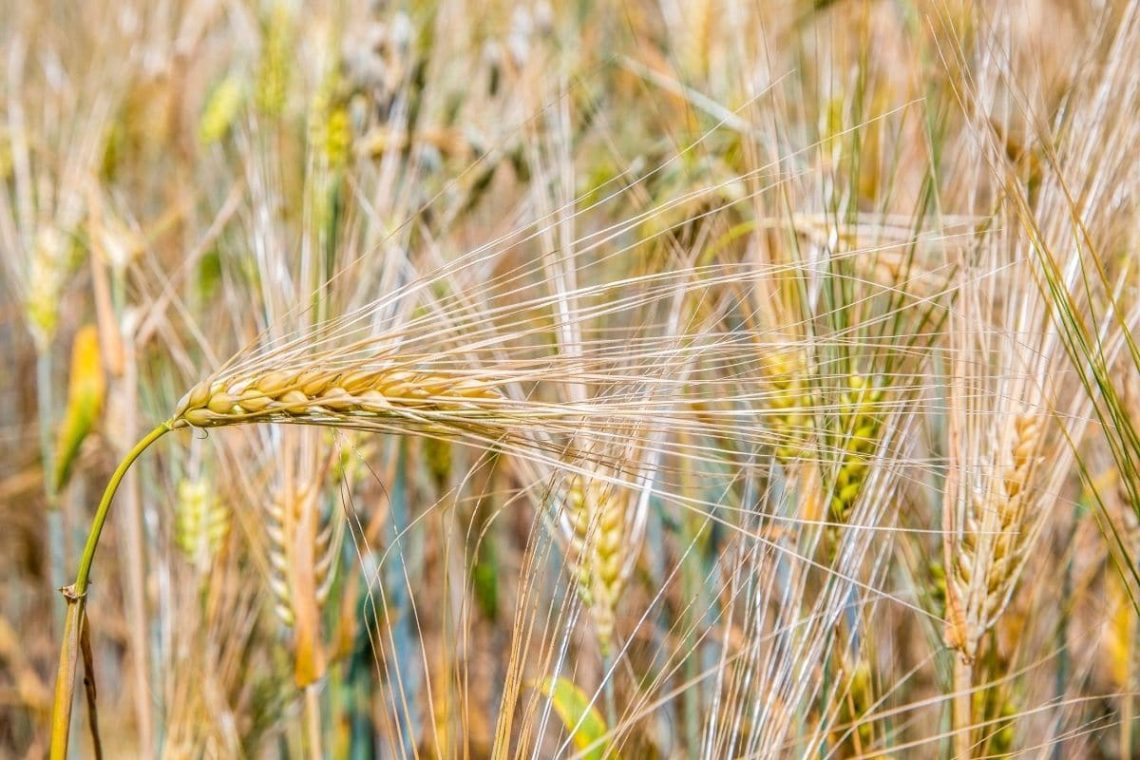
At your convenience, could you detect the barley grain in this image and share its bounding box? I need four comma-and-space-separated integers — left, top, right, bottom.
173, 365, 502, 430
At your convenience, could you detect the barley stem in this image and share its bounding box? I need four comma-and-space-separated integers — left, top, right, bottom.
303, 683, 322, 760
50, 421, 172, 760
602, 653, 616, 731
951, 654, 973, 759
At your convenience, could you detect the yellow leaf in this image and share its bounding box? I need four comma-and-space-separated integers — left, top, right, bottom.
53, 326, 105, 492
535, 677, 617, 760
1107, 570, 1136, 689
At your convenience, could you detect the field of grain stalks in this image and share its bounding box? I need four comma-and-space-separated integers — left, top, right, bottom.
2, 0, 1139, 757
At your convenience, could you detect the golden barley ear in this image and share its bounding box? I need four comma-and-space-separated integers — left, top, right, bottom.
945, 411, 1042, 660
173, 365, 502, 429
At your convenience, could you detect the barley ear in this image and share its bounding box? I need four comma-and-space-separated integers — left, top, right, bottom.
172, 367, 501, 429
763, 348, 815, 463
566, 470, 628, 655
267, 477, 343, 687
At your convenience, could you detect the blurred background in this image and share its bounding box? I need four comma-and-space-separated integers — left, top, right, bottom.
2, 0, 1140, 757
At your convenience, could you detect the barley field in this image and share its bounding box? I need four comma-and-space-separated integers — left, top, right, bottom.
2, 0, 1139, 757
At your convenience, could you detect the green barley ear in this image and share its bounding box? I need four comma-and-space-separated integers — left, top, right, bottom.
256, 3, 292, 119
174, 477, 230, 573
762, 348, 815, 462
831, 654, 877, 752
327, 430, 374, 485
829, 370, 883, 525
199, 74, 245, 145
26, 227, 70, 350
309, 67, 352, 170
565, 468, 627, 655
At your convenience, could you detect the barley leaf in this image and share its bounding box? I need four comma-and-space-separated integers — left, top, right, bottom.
53, 326, 105, 493
537, 676, 617, 760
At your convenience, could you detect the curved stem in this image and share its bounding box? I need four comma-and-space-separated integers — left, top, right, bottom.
50, 421, 172, 760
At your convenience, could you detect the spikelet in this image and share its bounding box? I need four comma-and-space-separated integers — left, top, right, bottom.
198, 73, 245, 145
564, 466, 628, 654
928, 560, 947, 618
945, 413, 1041, 659
265, 476, 343, 687
255, 3, 292, 119
174, 478, 230, 574
172, 365, 502, 430
829, 371, 883, 524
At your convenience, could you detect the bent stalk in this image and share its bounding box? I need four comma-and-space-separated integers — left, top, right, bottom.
49, 422, 172, 760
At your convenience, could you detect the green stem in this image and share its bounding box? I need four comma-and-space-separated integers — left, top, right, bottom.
50, 421, 172, 760
602, 653, 617, 732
